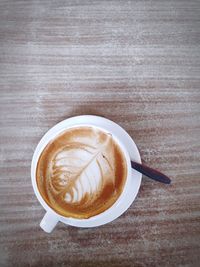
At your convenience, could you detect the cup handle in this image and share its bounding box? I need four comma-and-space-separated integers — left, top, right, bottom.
40, 211, 59, 233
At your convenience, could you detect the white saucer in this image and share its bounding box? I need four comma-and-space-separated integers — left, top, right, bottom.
32, 115, 142, 228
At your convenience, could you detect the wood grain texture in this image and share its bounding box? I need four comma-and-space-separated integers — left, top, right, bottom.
0, 0, 200, 266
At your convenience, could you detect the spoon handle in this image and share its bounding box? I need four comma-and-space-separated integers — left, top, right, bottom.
131, 161, 171, 184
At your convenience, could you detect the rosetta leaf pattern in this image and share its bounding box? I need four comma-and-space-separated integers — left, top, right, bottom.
50, 138, 114, 204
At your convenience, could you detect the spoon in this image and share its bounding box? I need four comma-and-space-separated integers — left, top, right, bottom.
131, 161, 171, 184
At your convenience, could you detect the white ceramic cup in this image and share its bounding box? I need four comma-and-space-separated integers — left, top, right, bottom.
31, 115, 142, 233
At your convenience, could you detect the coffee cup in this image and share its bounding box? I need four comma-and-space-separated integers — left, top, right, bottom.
31, 115, 142, 232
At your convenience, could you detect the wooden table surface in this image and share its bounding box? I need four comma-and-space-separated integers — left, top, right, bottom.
0, 1, 200, 266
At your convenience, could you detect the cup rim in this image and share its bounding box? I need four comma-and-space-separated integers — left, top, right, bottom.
31, 115, 142, 227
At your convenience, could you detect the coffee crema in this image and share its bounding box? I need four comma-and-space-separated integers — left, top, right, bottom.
36, 126, 127, 219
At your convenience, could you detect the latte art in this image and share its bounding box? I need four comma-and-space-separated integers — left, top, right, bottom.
51, 139, 115, 204
36, 127, 127, 219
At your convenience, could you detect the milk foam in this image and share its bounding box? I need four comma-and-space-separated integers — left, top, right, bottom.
50, 133, 115, 204
36, 126, 127, 219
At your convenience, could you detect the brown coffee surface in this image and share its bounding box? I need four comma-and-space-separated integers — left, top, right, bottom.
36, 126, 127, 219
